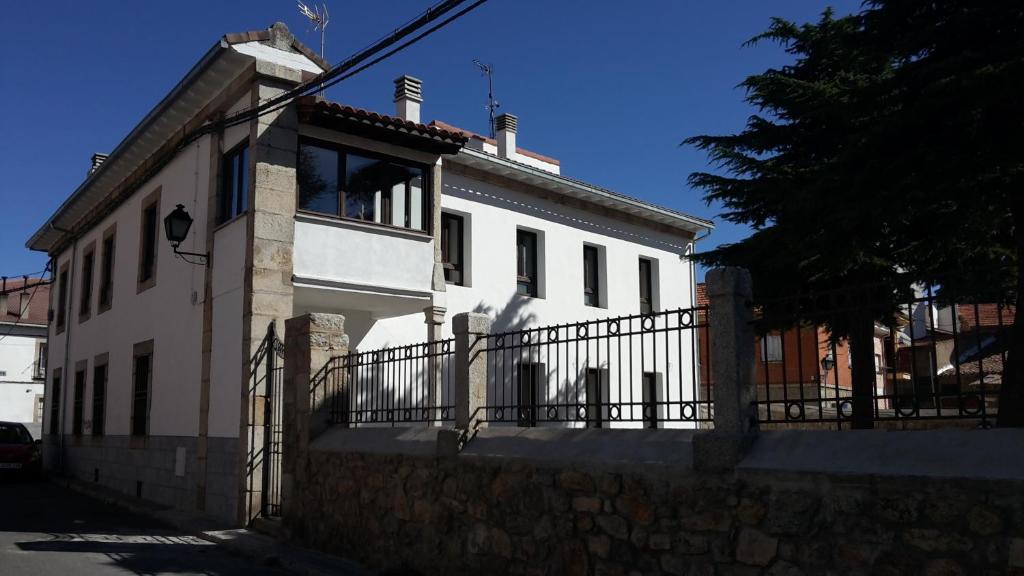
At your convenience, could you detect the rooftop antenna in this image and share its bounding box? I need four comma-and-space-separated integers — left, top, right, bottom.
473, 60, 499, 138
298, 1, 330, 93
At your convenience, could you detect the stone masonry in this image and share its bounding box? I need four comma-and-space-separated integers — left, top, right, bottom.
288, 446, 1024, 576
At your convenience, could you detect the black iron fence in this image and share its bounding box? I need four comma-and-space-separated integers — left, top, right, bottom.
245, 323, 284, 523
752, 288, 1011, 429
477, 307, 712, 427
311, 339, 455, 427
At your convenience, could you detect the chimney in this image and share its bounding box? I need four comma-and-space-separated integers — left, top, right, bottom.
89, 153, 108, 175
393, 75, 423, 124
495, 113, 518, 159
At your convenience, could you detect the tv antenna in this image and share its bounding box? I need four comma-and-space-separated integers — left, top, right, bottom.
473, 60, 499, 138
298, 1, 330, 93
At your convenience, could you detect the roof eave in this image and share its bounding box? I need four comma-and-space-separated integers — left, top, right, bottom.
450, 148, 714, 236
26, 38, 252, 254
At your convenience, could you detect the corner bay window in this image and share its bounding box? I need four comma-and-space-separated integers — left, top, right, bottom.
441, 212, 464, 285
516, 230, 538, 297
298, 141, 429, 232
217, 142, 249, 225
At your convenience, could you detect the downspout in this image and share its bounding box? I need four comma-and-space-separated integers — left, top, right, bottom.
51, 221, 77, 474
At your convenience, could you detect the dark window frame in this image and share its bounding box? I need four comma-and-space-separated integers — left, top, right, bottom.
72, 364, 86, 437
217, 141, 250, 225
516, 229, 539, 297
517, 362, 544, 427
131, 340, 154, 438
49, 368, 62, 436
137, 188, 161, 293
441, 212, 465, 286
92, 354, 108, 437
585, 368, 609, 428
583, 244, 601, 307
97, 225, 116, 314
642, 372, 660, 429
639, 258, 654, 315
78, 242, 96, 322
296, 137, 432, 234
56, 262, 69, 334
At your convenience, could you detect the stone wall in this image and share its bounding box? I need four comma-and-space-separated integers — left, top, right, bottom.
288, 444, 1024, 576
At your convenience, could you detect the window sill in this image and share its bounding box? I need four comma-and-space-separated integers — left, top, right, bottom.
136, 277, 156, 295
296, 212, 433, 242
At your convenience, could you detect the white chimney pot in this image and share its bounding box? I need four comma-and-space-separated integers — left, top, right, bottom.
393, 75, 423, 124
495, 113, 518, 160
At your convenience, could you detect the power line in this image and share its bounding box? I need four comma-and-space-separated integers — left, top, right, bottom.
192, 0, 489, 140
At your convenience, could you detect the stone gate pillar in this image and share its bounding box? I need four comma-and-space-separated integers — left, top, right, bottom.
282, 313, 347, 521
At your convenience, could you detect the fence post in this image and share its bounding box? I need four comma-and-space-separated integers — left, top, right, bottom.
282, 313, 347, 522
694, 267, 758, 471
453, 312, 491, 433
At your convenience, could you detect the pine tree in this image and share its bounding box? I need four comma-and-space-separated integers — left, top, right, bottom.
685, 2, 1024, 426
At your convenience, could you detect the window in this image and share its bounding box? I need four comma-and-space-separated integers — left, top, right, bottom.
639, 258, 654, 314
98, 228, 116, 312
516, 230, 538, 297
217, 142, 249, 224
34, 342, 47, 380
56, 264, 69, 332
137, 190, 160, 290
441, 213, 464, 285
79, 245, 95, 320
583, 245, 601, 307
131, 342, 153, 437
761, 333, 783, 363
92, 361, 107, 436
49, 369, 61, 436
297, 141, 429, 232
874, 353, 883, 374
642, 372, 660, 429
72, 368, 85, 437
517, 362, 543, 427
34, 396, 44, 423
585, 368, 608, 428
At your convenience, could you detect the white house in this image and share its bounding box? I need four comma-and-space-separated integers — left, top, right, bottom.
0, 279, 49, 439
27, 23, 711, 524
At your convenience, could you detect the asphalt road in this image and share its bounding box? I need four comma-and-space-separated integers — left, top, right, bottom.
0, 477, 287, 576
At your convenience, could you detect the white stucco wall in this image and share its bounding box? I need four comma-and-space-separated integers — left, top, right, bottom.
46, 137, 213, 439
325, 165, 702, 428
0, 333, 46, 426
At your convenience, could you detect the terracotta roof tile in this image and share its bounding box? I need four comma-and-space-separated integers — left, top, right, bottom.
298, 97, 468, 147
0, 278, 50, 326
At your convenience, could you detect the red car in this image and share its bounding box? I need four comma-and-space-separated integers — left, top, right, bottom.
0, 422, 42, 479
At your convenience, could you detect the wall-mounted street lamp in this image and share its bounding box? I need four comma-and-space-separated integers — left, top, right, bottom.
163, 204, 209, 265
820, 353, 836, 372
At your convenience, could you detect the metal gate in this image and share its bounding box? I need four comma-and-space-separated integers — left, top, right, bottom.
245, 322, 284, 523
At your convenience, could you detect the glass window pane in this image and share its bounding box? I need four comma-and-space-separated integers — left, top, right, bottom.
298, 144, 339, 215
344, 152, 425, 230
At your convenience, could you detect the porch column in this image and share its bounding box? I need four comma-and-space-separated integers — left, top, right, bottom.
424, 303, 447, 424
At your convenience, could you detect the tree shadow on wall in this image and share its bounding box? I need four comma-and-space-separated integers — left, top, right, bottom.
472, 293, 538, 334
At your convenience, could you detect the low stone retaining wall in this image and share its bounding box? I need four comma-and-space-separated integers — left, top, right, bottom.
286, 430, 1024, 576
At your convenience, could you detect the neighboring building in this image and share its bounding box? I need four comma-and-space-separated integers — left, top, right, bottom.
0, 278, 50, 439
28, 23, 711, 524
696, 283, 889, 419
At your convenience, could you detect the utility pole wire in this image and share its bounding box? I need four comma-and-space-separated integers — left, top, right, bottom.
194, 0, 488, 139
0, 261, 52, 344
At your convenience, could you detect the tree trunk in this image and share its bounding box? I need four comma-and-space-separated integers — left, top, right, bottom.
849, 309, 876, 429
996, 201, 1024, 427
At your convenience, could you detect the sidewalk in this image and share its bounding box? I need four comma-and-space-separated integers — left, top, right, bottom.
53, 475, 374, 576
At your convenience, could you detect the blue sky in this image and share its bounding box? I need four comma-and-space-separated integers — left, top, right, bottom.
0, 0, 860, 278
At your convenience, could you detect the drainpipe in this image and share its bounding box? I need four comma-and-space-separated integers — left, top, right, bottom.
51, 222, 77, 474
